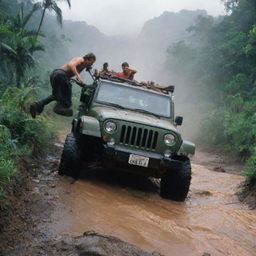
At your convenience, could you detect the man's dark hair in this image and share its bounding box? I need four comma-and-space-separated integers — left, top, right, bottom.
103, 62, 108, 68
83, 52, 96, 61
122, 62, 129, 67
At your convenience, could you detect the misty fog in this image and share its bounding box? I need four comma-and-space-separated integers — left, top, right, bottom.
37, 4, 224, 141
59, 0, 225, 36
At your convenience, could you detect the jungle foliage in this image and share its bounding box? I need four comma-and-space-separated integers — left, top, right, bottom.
0, 87, 56, 209
0, 0, 68, 208
0, 0, 71, 91
166, 0, 256, 184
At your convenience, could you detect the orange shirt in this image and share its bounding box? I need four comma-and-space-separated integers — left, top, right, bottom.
117, 70, 136, 80
117, 72, 130, 79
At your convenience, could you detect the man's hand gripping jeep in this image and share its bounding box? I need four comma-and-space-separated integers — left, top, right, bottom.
59, 77, 195, 201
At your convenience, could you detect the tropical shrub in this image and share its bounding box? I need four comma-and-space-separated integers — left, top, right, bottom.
0, 87, 56, 208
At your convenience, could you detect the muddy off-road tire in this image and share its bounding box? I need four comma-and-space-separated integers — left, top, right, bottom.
58, 133, 81, 178
160, 159, 191, 201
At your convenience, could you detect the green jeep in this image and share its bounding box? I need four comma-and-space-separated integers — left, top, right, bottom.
59, 77, 195, 201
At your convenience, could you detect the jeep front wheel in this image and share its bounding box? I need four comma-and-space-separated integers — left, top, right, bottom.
160, 159, 191, 201
58, 133, 81, 178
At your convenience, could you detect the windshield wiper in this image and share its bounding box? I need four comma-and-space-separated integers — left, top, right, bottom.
131, 108, 160, 118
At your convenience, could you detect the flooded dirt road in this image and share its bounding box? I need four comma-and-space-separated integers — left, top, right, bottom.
2, 131, 255, 256
49, 157, 256, 256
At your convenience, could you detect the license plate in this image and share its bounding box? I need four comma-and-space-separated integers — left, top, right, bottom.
128, 154, 149, 167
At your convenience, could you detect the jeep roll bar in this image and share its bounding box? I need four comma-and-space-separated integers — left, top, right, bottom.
70, 78, 96, 89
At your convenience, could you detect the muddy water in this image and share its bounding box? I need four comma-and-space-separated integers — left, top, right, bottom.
54, 132, 255, 256
50, 162, 256, 256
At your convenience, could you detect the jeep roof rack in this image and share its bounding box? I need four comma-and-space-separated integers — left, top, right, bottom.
99, 74, 174, 95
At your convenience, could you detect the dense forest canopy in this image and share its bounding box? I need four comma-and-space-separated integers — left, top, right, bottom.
166, 0, 256, 183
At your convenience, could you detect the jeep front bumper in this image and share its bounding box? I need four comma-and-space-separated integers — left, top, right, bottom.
102, 144, 183, 178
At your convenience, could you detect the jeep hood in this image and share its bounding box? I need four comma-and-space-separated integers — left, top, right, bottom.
90, 106, 177, 132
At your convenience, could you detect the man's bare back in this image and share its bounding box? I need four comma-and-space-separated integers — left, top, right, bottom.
61, 57, 94, 83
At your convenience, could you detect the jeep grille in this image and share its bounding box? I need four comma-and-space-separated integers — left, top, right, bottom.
120, 125, 158, 150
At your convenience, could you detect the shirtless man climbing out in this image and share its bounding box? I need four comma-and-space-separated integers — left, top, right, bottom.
30, 52, 96, 118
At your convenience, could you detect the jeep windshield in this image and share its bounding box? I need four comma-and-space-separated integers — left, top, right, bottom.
95, 82, 171, 117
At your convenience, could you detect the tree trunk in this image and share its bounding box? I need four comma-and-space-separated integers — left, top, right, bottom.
16, 64, 23, 88
36, 8, 46, 39
16, 74, 21, 88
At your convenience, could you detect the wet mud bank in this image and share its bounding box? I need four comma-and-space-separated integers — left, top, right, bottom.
0, 147, 61, 255
5, 231, 162, 256
237, 182, 256, 210
0, 160, 32, 251
194, 149, 256, 209
1, 134, 256, 256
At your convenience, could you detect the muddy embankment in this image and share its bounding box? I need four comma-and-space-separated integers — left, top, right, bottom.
1, 131, 256, 256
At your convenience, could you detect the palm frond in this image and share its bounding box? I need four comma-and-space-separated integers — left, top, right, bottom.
1, 43, 17, 56
23, 2, 42, 28
19, 3, 24, 25
0, 25, 12, 37
25, 52, 36, 66
51, 2, 63, 27
64, 0, 71, 9
25, 36, 45, 53
31, 44, 45, 52
44, 0, 53, 8
24, 30, 45, 38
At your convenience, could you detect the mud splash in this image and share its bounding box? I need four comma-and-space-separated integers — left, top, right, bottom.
50, 163, 256, 256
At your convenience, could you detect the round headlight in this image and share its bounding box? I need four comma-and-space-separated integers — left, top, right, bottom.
105, 121, 117, 133
164, 134, 176, 146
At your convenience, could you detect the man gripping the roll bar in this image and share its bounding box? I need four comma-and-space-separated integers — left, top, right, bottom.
30, 52, 96, 118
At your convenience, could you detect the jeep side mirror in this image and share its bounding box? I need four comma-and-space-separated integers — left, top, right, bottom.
175, 116, 183, 126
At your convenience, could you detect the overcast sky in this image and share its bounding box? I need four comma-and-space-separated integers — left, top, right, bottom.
59, 0, 225, 36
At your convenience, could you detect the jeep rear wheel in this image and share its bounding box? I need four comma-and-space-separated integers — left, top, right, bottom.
160, 159, 191, 201
58, 133, 81, 178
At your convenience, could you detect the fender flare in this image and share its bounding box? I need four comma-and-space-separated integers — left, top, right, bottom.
77, 116, 101, 137
178, 140, 195, 156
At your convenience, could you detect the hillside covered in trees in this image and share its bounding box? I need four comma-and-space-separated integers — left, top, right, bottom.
165, 0, 256, 186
